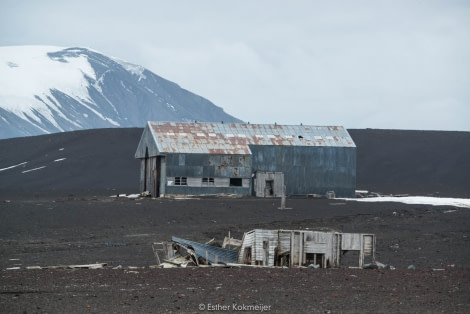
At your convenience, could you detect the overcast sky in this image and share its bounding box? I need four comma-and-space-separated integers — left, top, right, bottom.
1, 0, 469, 131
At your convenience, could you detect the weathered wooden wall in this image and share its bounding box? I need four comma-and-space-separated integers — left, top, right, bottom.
237, 229, 375, 268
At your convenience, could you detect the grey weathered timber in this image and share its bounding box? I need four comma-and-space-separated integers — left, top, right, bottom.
237, 229, 375, 268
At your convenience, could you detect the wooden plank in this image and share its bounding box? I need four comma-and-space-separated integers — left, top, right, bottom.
214, 178, 229, 187
304, 241, 328, 253
363, 234, 374, 255
66, 263, 107, 269
187, 177, 202, 187
222, 236, 242, 248
342, 233, 362, 250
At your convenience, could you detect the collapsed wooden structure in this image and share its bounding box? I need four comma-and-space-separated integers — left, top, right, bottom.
154, 229, 375, 268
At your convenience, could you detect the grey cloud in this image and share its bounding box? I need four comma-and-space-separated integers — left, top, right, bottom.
1, 0, 469, 130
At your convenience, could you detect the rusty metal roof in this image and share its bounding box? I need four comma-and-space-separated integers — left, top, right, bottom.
172, 237, 238, 265
147, 121, 355, 154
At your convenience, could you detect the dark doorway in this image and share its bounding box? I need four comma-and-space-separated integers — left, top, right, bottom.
265, 180, 274, 196
156, 156, 162, 197
243, 247, 252, 264
144, 147, 149, 192
340, 250, 360, 268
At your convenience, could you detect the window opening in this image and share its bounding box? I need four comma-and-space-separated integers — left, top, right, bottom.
202, 177, 215, 186
230, 178, 242, 187
174, 176, 187, 186
306, 253, 324, 268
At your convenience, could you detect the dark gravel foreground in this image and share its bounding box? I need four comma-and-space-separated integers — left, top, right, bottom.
2, 268, 469, 313
1, 197, 470, 313
1, 128, 470, 313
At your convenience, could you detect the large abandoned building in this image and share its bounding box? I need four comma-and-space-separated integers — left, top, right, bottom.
135, 122, 356, 198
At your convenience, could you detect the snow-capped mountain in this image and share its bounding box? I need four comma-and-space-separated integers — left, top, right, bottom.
0, 46, 242, 139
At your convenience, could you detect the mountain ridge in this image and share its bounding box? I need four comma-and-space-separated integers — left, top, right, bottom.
0, 46, 242, 139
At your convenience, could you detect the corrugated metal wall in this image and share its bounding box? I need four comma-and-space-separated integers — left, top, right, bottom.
164, 153, 252, 195
238, 230, 255, 264
135, 124, 160, 158
250, 145, 356, 197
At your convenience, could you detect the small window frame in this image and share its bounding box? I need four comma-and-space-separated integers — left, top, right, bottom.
174, 176, 187, 186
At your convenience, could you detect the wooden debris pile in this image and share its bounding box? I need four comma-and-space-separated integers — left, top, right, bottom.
153, 229, 376, 269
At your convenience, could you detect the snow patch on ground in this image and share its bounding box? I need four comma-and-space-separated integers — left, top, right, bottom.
22, 166, 46, 173
110, 194, 141, 199
341, 196, 470, 208
0, 162, 28, 172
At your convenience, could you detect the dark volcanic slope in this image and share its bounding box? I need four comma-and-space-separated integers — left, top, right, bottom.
0, 128, 469, 198
0, 128, 142, 198
349, 129, 470, 197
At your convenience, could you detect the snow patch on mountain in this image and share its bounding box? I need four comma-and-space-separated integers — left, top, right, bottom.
0, 45, 242, 139
112, 57, 146, 82
0, 46, 93, 105
0, 46, 97, 132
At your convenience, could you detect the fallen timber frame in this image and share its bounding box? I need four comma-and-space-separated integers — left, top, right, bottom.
154, 229, 375, 269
